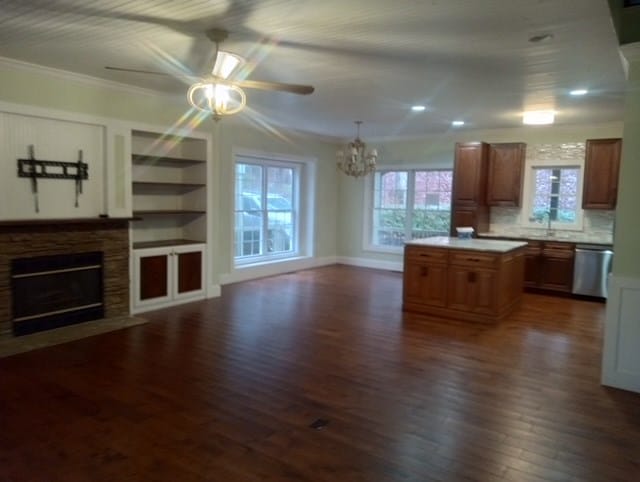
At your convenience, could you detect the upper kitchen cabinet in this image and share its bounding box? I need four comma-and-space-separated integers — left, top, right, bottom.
582, 138, 622, 209
450, 142, 490, 235
487, 142, 526, 207
452, 142, 489, 206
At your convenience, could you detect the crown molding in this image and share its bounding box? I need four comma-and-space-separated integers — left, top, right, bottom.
619, 42, 640, 78
0, 56, 183, 100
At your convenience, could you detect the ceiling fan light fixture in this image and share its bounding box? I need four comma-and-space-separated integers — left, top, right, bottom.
212, 51, 244, 79
188, 81, 246, 120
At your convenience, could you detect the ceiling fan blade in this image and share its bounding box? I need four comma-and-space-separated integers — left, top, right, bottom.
233, 79, 314, 95
105, 66, 169, 76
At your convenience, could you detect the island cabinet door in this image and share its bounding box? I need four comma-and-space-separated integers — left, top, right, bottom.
448, 267, 497, 314
403, 263, 447, 307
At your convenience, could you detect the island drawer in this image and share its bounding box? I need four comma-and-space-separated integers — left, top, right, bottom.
449, 250, 498, 269
404, 246, 448, 263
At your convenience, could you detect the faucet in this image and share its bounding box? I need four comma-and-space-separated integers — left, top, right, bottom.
545, 210, 554, 236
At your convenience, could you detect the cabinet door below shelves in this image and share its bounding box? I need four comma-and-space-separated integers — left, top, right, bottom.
133, 244, 205, 311
175, 248, 204, 297
136, 249, 171, 306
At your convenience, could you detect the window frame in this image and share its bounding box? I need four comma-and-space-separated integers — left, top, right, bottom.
522, 163, 584, 231
363, 167, 453, 253
233, 154, 302, 266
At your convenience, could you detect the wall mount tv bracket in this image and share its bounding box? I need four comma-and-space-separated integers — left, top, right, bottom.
17, 145, 89, 212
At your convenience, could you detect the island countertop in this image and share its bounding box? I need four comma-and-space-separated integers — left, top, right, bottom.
405, 236, 527, 253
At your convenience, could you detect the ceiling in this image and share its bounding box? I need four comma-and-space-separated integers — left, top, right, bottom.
0, 0, 627, 140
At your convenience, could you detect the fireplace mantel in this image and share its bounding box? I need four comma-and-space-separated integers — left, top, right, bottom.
0, 217, 136, 228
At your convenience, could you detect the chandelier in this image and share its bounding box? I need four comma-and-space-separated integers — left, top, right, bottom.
187, 51, 247, 121
336, 121, 378, 178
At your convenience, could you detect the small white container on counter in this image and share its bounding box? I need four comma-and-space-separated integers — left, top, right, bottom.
456, 227, 474, 239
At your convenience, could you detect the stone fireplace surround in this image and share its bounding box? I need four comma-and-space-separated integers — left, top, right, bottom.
0, 218, 129, 339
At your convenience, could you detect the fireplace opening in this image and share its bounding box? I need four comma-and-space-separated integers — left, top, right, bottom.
11, 251, 104, 336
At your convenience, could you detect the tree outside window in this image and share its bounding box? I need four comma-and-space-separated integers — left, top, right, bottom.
372, 169, 452, 247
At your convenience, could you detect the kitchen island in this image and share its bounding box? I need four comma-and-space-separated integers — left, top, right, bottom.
403, 236, 527, 323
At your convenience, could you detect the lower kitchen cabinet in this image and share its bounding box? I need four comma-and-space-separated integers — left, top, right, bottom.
447, 266, 497, 315
403, 241, 526, 323
133, 243, 205, 312
403, 247, 448, 307
524, 241, 575, 293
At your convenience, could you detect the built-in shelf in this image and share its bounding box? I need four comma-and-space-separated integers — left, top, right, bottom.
132, 154, 205, 165
132, 210, 206, 216
133, 239, 204, 250
130, 129, 209, 314
132, 181, 206, 188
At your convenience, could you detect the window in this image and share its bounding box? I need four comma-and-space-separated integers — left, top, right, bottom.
370, 169, 452, 248
234, 158, 299, 263
529, 166, 580, 226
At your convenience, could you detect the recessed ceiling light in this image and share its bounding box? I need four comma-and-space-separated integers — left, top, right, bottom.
411, 105, 426, 112
451, 120, 465, 127
523, 110, 555, 125
570, 89, 588, 96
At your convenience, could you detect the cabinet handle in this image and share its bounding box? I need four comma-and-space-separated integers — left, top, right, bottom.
421, 266, 429, 277
466, 258, 481, 263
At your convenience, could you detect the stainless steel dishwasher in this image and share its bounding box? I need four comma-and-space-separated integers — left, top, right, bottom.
572, 244, 614, 298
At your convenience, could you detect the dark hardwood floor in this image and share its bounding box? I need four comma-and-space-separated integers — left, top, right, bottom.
1, 265, 639, 481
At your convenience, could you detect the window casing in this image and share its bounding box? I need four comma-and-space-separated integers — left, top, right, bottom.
234, 157, 300, 264
368, 169, 452, 250
526, 165, 582, 228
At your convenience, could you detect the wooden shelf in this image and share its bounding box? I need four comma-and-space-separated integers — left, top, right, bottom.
132, 210, 206, 216
132, 181, 206, 188
133, 239, 205, 250
132, 154, 205, 166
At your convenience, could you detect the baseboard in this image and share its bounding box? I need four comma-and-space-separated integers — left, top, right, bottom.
602, 274, 640, 394
207, 284, 221, 298
336, 256, 403, 272
220, 256, 337, 285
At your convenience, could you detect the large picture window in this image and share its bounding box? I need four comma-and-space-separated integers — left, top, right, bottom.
234, 158, 300, 263
370, 169, 452, 248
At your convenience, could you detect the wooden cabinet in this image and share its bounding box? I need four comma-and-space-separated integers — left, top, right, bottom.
582, 138, 622, 209
403, 246, 448, 307
523, 241, 542, 289
403, 243, 525, 323
487, 142, 526, 207
450, 142, 490, 235
133, 243, 205, 312
539, 242, 575, 292
524, 240, 575, 293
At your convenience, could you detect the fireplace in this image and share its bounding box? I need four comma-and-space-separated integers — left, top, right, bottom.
11, 251, 104, 336
0, 218, 130, 339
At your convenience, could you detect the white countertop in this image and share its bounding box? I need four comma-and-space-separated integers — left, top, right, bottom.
406, 236, 528, 253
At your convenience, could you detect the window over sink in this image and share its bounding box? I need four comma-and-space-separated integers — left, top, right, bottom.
525, 164, 583, 230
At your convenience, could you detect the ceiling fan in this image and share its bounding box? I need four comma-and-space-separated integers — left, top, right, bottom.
106, 28, 314, 120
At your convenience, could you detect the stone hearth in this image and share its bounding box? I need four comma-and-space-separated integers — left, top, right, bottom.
0, 219, 129, 339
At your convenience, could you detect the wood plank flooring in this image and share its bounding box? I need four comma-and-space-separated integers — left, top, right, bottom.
1, 265, 639, 481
